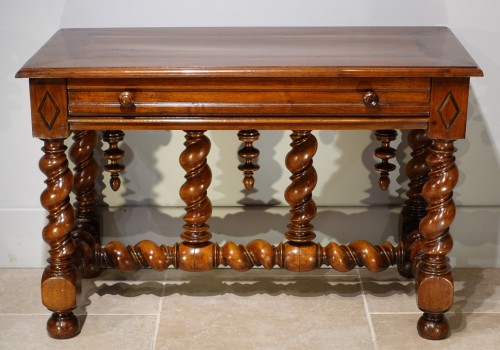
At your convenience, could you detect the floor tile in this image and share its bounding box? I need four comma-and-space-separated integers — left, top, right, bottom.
452, 268, 500, 313
156, 270, 372, 350
79, 269, 166, 316
1, 268, 499, 349
358, 266, 411, 282
0, 269, 46, 314
359, 268, 416, 314
0, 314, 157, 350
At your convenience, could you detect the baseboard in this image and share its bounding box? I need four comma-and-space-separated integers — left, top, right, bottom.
1, 206, 499, 268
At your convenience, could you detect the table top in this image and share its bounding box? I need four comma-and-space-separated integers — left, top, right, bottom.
16, 27, 482, 79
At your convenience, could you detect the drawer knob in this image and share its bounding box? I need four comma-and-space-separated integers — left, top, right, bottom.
363, 91, 379, 107
118, 91, 134, 107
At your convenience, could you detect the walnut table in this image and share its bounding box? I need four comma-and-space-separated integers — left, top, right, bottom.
16, 27, 483, 340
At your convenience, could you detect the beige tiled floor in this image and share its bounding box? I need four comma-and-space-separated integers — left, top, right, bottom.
1, 268, 499, 349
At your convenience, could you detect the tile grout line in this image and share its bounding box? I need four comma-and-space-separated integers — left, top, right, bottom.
151, 297, 163, 350
151, 274, 168, 350
357, 269, 380, 350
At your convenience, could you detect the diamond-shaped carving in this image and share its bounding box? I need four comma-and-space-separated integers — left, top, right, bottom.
37, 91, 60, 130
438, 91, 460, 130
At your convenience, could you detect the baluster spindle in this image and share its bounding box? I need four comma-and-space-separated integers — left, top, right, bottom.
102, 130, 125, 191
374, 129, 398, 191
238, 129, 260, 190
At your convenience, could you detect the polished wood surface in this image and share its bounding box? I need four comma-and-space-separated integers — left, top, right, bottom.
16, 27, 482, 341
16, 27, 482, 78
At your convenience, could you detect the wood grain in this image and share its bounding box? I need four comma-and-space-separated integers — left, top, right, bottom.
16, 27, 482, 79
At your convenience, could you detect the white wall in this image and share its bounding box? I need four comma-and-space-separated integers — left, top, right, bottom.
1, 0, 499, 267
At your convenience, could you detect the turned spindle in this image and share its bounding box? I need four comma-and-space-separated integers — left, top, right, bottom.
238, 129, 260, 190
374, 129, 398, 191
179, 130, 212, 245
102, 130, 125, 192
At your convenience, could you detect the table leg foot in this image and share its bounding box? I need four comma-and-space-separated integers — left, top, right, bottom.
47, 312, 80, 339
417, 312, 450, 340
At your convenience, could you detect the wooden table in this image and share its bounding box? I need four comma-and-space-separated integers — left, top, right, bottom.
16, 27, 482, 340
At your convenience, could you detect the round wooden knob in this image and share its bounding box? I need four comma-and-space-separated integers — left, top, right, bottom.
363, 91, 379, 107
118, 91, 134, 107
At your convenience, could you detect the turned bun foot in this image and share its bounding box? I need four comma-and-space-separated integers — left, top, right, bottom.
47, 312, 80, 339
417, 313, 450, 340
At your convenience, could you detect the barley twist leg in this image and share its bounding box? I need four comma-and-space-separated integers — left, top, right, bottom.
179, 130, 212, 244
284, 130, 317, 243
416, 139, 457, 340
399, 129, 431, 277
70, 130, 101, 278
39, 139, 80, 339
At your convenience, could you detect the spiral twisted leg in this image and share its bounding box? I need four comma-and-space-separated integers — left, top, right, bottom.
399, 129, 431, 277
70, 130, 101, 278
98, 237, 416, 274
99, 240, 177, 272
416, 139, 457, 340
179, 131, 212, 246
39, 139, 80, 339
284, 130, 317, 243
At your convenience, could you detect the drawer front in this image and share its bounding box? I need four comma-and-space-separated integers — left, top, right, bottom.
68, 78, 430, 117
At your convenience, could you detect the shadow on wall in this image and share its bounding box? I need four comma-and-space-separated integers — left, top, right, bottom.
214, 130, 284, 206
98, 127, 404, 248
453, 90, 500, 205
448, 89, 500, 266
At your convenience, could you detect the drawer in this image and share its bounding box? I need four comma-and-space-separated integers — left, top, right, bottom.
68, 78, 431, 117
